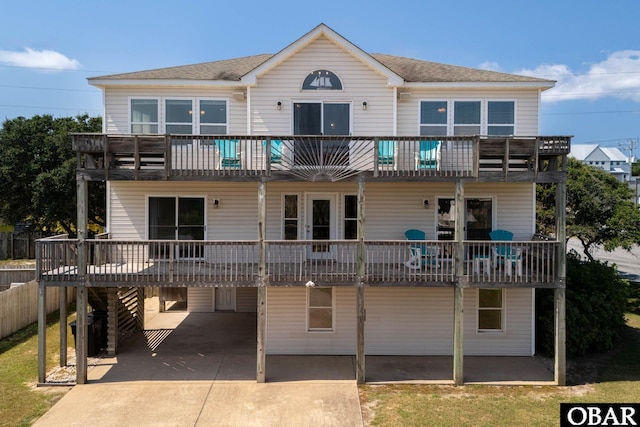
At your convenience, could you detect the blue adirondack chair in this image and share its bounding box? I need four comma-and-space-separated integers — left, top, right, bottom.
215, 139, 241, 168
378, 140, 396, 166
416, 140, 440, 169
264, 139, 284, 164
404, 229, 439, 269
489, 229, 522, 275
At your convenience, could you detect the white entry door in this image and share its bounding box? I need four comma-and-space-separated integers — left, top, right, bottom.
215, 287, 236, 311
305, 194, 337, 260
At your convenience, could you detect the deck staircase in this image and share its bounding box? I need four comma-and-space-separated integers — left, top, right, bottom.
87, 287, 144, 355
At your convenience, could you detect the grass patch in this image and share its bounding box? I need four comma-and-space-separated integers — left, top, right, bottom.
0, 308, 75, 426
359, 312, 640, 426
0, 259, 36, 267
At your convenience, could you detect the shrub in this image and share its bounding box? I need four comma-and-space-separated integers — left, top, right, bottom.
536, 252, 628, 358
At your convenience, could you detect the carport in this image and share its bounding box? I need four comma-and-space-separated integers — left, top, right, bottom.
79, 299, 553, 385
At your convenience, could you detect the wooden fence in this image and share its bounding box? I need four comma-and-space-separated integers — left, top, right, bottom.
0, 232, 39, 259
0, 268, 36, 291
0, 281, 75, 340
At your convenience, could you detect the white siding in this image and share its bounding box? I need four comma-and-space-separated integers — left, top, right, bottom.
464, 288, 533, 356
266, 287, 533, 356
364, 288, 454, 355
266, 287, 357, 354
188, 288, 213, 312
236, 287, 257, 312
251, 36, 395, 136
109, 181, 535, 241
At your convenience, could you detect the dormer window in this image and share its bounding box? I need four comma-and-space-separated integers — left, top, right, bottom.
302, 70, 342, 90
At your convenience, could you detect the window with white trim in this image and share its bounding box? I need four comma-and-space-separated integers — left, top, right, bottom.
283, 194, 299, 240
344, 195, 357, 240
478, 288, 504, 332
129, 98, 227, 135
487, 101, 515, 136
453, 101, 481, 135
307, 287, 334, 331
420, 101, 448, 136
419, 100, 516, 136
131, 99, 159, 133
165, 99, 193, 134
199, 100, 227, 134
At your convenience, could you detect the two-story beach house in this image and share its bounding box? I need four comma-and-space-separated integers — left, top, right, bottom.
36, 24, 568, 385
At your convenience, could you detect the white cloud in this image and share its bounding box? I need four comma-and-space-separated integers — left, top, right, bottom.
479, 61, 502, 72
514, 50, 640, 103
0, 47, 81, 71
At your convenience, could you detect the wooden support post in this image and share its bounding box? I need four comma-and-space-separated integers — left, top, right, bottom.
356, 180, 366, 384
554, 179, 567, 385
37, 281, 47, 384
59, 287, 67, 367
76, 175, 88, 384
256, 180, 267, 383
453, 181, 465, 385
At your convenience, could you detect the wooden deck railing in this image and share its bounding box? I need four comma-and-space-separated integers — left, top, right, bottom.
37, 238, 560, 287
72, 134, 570, 182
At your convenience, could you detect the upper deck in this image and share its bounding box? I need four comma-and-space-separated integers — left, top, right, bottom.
73, 134, 570, 183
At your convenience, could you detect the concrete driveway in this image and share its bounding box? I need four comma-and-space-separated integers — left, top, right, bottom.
35, 311, 364, 427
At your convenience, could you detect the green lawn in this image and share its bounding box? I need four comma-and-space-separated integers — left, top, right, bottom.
0, 309, 75, 427
359, 312, 640, 426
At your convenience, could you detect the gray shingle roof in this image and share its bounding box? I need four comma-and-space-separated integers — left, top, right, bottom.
90, 52, 551, 85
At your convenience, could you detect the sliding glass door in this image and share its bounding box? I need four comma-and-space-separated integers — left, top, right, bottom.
149, 197, 205, 258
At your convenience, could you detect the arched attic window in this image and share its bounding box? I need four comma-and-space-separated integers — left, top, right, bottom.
302, 70, 342, 90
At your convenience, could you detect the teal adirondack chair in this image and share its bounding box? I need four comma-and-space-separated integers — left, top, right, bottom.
378, 140, 396, 166
416, 140, 440, 169
490, 229, 522, 275
263, 139, 283, 164
215, 139, 241, 168
404, 229, 439, 269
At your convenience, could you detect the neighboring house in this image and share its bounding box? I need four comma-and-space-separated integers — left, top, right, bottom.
36, 24, 569, 386
570, 144, 632, 182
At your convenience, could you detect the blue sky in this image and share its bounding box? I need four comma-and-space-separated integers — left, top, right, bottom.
1, 0, 639, 157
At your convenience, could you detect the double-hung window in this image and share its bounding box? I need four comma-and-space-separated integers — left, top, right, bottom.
131, 99, 159, 133
199, 100, 227, 134
487, 101, 515, 136
478, 288, 504, 332
453, 101, 481, 135
307, 287, 334, 331
165, 99, 193, 134
420, 101, 448, 136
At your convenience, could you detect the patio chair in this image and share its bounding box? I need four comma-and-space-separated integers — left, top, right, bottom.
264, 139, 284, 164
378, 140, 396, 167
490, 230, 521, 276
415, 140, 440, 169
215, 139, 241, 168
403, 229, 439, 269
489, 229, 514, 241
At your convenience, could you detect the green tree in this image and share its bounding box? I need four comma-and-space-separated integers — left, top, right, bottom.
536, 253, 628, 358
632, 161, 640, 176
537, 158, 640, 260
0, 114, 104, 235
